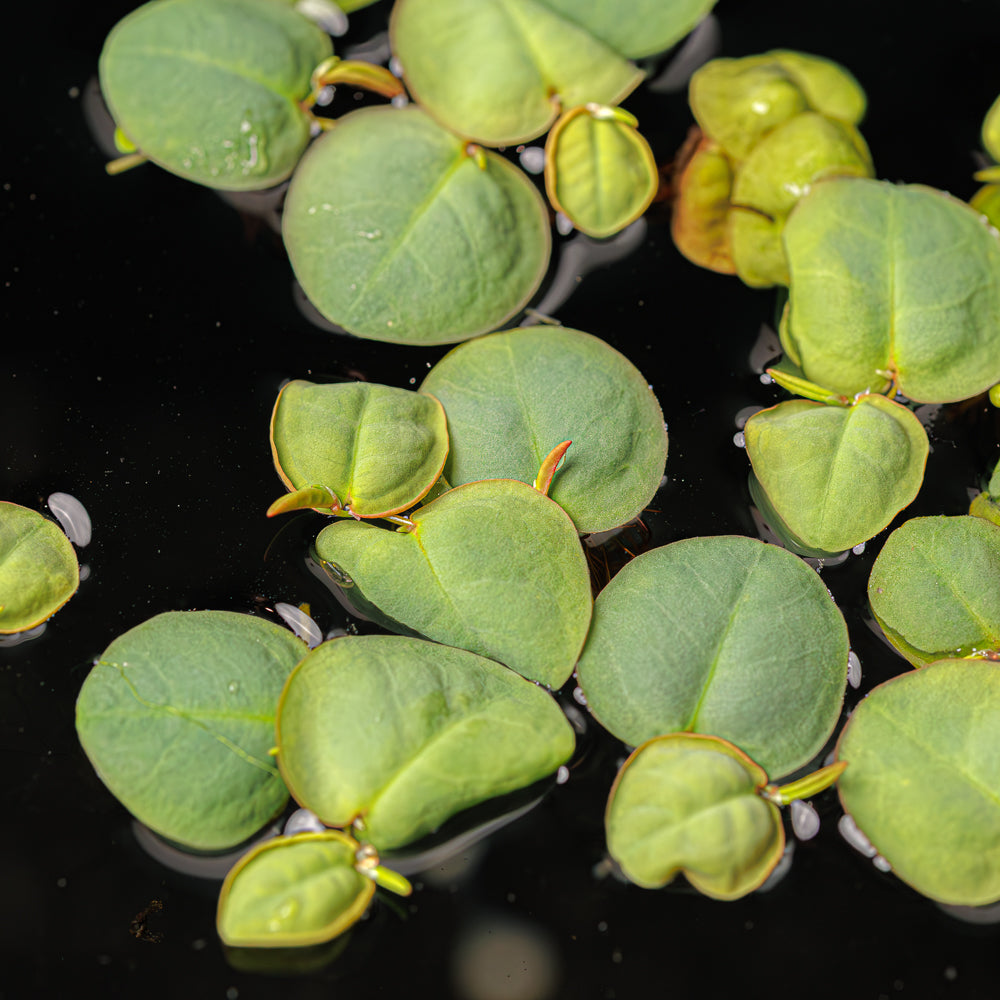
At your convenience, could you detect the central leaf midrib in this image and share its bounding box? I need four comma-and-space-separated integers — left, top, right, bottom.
684, 548, 764, 730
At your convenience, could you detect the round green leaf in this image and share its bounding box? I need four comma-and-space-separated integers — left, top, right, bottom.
390, 0, 643, 146
217, 831, 375, 948
729, 112, 873, 288
577, 535, 848, 777
670, 135, 736, 274
282, 106, 551, 345
837, 659, 1000, 906
269, 380, 449, 518
0, 502, 79, 633
781, 178, 1000, 402
275, 635, 575, 849
868, 516, 1000, 667
544, 105, 658, 238
314, 479, 592, 687
982, 93, 1000, 164
75, 611, 308, 850
606, 733, 783, 900
690, 50, 866, 161
99, 0, 332, 190
420, 327, 667, 534
743, 395, 928, 554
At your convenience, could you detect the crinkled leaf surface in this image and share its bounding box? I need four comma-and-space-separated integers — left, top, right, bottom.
577, 535, 848, 778
606, 733, 782, 899
270, 380, 448, 518
544, 106, 657, 238
283, 106, 550, 345
671, 133, 736, 273
837, 659, 1000, 906
99, 0, 332, 189
744, 395, 928, 554
690, 50, 866, 161
392, 0, 712, 146
314, 480, 592, 686
217, 831, 374, 948
868, 516, 1000, 667
729, 112, 872, 288
781, 179, 1000, 402
420, 327, 666, 534
276, 636, 575, 850
0, 502, 78, 633
76, 611, 307, 850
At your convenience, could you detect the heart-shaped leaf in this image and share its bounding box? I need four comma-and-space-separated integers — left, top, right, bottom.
99, 0, 333, 189
690, 50, 866, 162
729, 112, 872, 287
606, 733, 783, 899
75, 611, 307, 850
577, 535, 848, 777
743, 394, 928, 554
781, 178, 1000, 402
314, 479, 592, 687
420, 327, 667, 534
544, 105, 658, 238
276, 635, 575, 849
868, 516, 1000, 666
0, 501, 79, 633
282, 106, 551, 345
836, 659, 1000, 906
269, 380, 449, 519
217, 831, 375, 948
391, 0, 653, 146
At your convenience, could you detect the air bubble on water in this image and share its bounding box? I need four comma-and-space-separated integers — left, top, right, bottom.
284, 807, 325, 836
759, 373, 773, 385
556, 765, 570, 785
315, 85, 335, 107
838, 813, 877, 857
790, 799, 820, 841
295, 0, 349, 35
847, 650, 862, 689
732, 431, 746, 448
48, 492, 91, 546
79, 564, 91, 582
391, 93, 409, 109
572, 686, 588, 706
519, 146, 545, 174
872, 854, 892, 872
389, 56, 404, 78
852, 542, 866, 556
555, 212, 574, 236
275, 602, 323, 648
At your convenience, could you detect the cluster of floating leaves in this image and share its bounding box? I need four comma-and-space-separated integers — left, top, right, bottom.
61, 0, 1000, 962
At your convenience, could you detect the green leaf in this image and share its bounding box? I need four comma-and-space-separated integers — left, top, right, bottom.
544, 104, 658, 238
282, 106, 551, 345
868, 516, 1000, 667
390, 0, 641, 146
420, 327, 667, 534
743, 395, 928, 554
313, 479, 592, 687
576, 535, 848, 777
690, 50, 866, 161
982, 92, 1000, 164
969, 183, 1000, 231
606, 733, 783, 900
836, 659, 1000, 906
269, 380, 449, 519
217, 831, 375, 948
99, 0, 332, 190
781, 178, 1000, 402
75, 611, 307, 850
0, 502, 79, 633
729, 113, 873, 288
275, 635, 575, 849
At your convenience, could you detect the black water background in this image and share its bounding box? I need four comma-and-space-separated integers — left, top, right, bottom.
4, 0, 1000, 996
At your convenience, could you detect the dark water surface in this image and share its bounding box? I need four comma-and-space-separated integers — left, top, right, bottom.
4, 0, 1000, 996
